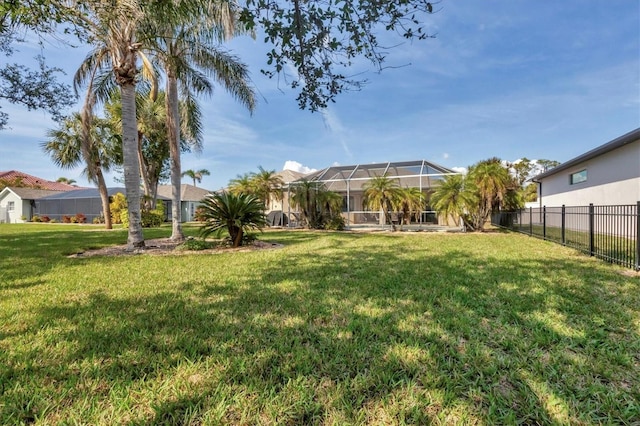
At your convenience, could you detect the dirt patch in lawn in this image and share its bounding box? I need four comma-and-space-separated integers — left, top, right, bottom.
68, 238, 284, 258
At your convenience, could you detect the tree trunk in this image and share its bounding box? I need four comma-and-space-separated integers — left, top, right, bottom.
121, 82, 145, 248
166, 74, 184, 241
95, 169, 112, 229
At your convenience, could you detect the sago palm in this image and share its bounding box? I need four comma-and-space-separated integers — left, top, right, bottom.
199, 192, 267, 247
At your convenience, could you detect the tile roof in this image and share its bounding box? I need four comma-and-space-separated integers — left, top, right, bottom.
0, 170, 78, 191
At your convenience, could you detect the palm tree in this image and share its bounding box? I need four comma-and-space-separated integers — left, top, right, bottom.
74, 0, 152, 248
42, 113, 118, 229
398, 187, 424, 227
468, 158, 511, 230
430, 174, 476, 229
199, 192, 267, 247
250, 166, 283, 210
362, 175, 402, 230
56, 177, 76, 185
144, 1, 255, 242
182, 169, 211, 187
290, 179, 323, 228
228, 173, 255, 195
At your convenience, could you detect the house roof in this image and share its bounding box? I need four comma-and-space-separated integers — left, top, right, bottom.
38, 187, 170, 200
1, 187, 62, 200
156, 184, 211, 202
532, 127, 640, 181
276, 169, 307, 183
0, 170, 78, 191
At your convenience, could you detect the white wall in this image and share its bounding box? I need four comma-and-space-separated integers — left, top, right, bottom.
0, 190, 27, 223
539, 141, 640, 206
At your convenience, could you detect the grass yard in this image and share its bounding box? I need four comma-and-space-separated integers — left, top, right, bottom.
0, 224, 638, 425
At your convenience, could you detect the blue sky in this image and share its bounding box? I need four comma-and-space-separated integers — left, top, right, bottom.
1, 1, 638, 190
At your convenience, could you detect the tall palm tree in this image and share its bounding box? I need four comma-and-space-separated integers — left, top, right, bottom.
144, 0, 255, 242
74, 0, 152, 248
250, 166, 283, 210
42, 113, 118, 229
362, 174, 402, 230
182, 168, 210, 187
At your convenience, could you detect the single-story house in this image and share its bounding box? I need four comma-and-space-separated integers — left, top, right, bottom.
156, 184, 212, 222
532, 128, 640, 206
0, 187, 63, 223
279, 160, 459, 227
32, 187, 171, 223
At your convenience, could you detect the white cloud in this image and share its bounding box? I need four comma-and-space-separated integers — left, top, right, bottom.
443, 153, 450, 159
452, 166, 468, 175
283, 160, 317, 174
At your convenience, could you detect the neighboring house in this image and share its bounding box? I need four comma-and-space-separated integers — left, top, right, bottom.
284, 160, 458, 226
0, 187, 62, 223
156, 184, 212, 222
0, 170, 77, 191
532, 128, 640, 207
34, 187, 172, 223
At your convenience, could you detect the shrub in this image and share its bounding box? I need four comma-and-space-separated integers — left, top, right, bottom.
62, 215, 72, 223
75, 213, 86, 224
199, 192, 267, 247
49, 218, 58, 223
176, 238, 216, 251
40, 215, 50, 223
93, 216, 105, 224
109, 193, 127, 225
324, 214, 346, 231
32, 215, 41, 222
120, 201, 165, 228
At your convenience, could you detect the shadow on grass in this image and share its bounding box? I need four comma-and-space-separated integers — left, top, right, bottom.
1, 231, 638, 424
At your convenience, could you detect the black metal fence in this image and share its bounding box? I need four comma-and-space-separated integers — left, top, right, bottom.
492, 202, 639, 270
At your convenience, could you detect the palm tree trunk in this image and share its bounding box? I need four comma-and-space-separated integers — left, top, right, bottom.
166, 74, 184, 241
121, 82, 145, 248
95, 169, 112, 229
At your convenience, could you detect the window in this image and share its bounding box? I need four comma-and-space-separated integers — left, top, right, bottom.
7, 201, 14, 211
570, 169, 587, 185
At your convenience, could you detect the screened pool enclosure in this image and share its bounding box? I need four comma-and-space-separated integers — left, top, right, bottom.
281, 160, 459, 228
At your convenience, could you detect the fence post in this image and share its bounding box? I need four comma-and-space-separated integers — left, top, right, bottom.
543, 206, 547, 240
636, 201, 640, 271
589, 203, 594, 257
529, 207, 533, 236
561, 205, 566, 245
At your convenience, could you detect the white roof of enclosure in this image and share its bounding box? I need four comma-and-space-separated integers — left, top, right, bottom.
298, 160, 458, 192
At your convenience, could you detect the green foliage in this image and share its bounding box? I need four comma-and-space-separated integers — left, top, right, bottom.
175, 238, 216, 251
323, 214, 346, 231
362, 175, 403, 231
31, 215, 41, 222
141, 202, 164, 228
198, 192, 267, 247
240, 0, 435, 111
109, 193, 127, 225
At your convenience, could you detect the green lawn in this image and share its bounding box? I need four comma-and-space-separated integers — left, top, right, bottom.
1, 224, 638, 425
